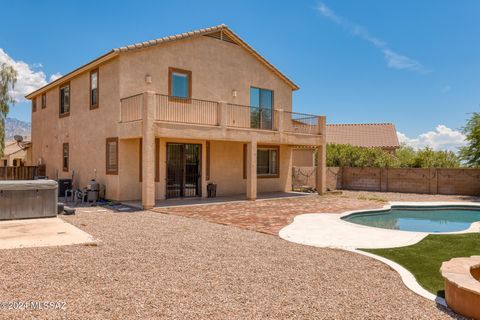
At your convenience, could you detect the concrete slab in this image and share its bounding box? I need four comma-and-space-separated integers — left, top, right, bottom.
0, 217, 95, 250
279, 202, 480, 250
279, 211, 428, 250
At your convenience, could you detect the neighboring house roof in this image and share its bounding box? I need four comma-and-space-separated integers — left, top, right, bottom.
326, 123, 400, 149
26, 25, 298, 99
2, 140, 31, 158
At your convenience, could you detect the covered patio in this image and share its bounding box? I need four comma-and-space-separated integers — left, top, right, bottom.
118, 92, 327, 209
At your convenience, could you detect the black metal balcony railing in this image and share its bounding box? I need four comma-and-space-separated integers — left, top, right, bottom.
120, 93, 322, 135
282, 111, 319, 135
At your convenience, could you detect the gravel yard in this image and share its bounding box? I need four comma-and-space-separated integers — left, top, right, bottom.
0, 208, 459, 319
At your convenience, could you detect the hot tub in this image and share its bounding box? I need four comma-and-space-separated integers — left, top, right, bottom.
0, 180, 58, 220
441, 256, 480, 320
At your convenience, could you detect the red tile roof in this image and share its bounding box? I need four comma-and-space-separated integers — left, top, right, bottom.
326, 123, 400, 149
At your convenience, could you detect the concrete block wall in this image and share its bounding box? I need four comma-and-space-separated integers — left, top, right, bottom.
295, 166, 480, 196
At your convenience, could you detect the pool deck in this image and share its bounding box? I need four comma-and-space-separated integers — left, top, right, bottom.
279, 201, 480, 250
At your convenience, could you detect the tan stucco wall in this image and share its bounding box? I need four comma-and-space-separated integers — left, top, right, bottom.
118, 35, 293, 111
31, 58, 120, 199
30, 34, 303, 201
204, 140, 292, 197
292, 148, 315, 167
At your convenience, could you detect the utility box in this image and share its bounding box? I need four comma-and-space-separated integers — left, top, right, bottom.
0, 180, 58, 220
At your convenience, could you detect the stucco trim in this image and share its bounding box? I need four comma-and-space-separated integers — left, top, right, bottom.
41, 93, 46, 109
89, 68, 99, 110
257, 145, 280, 179
106, 137, 119, 175
58, 82, 71, 119
168, 67, 192, 100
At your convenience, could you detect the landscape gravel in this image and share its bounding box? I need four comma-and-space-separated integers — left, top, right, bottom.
0, 208, 462, 319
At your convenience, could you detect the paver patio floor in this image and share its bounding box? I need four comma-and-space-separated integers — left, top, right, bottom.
153, 191, 479, 235
152, 194, 384, 235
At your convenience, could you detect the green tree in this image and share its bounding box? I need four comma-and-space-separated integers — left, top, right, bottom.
327, 143, 461, 168
459, 112, 480, 167
395, 145, 417, 167
413, 147, 460, 168
327, 144, 398, 168
0, 63, 17, 157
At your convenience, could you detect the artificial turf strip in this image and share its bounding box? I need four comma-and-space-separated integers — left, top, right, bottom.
362, 233, 480, 298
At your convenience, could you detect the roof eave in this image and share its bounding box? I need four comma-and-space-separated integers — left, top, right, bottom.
25, 50, 118, 99
221, 28, 299, 91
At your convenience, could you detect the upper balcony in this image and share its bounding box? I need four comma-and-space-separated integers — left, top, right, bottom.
119, 92, 325, 145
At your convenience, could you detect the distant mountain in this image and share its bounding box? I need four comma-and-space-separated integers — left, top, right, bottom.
4, 117, 31, 141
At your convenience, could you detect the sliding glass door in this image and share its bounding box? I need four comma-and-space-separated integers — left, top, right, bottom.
250, 87, 273, 129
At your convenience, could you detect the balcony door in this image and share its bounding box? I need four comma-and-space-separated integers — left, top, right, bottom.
166, 143, 201, 198
250, 87, 273, 130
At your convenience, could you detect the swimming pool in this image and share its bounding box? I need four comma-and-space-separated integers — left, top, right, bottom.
342, 206, 480, 233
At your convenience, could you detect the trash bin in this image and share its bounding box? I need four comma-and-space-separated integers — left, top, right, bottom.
207, 183, 217, 198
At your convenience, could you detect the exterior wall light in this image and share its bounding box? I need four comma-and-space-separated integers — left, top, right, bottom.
232, 90, 237, 97
145, 74, 152, 84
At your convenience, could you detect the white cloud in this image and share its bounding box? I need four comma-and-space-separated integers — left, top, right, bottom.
316, 2, 429, 74
382, 49, 427, 74
49, 72, 62, 82
0, 48, 59, 102
397, 125, 466, 151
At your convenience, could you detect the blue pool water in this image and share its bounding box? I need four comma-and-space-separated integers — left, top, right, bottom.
342, 206, 480, 233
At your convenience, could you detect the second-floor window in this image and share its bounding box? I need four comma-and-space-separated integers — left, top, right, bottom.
250, 87, 273, 129
32, 98, 37, 112
41, 93, 46, 109
90, 69, 99, 109
59, 83, 70, 117
169, 67, 191, 99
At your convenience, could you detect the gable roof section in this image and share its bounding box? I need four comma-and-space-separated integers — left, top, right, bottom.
113, 25, 298, 90
26, 24, 298, 99
326, 123, 400, 149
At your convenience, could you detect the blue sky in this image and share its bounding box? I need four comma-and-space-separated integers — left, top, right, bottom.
1, 0, 478, 150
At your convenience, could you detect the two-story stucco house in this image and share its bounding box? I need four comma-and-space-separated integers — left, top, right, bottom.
26, 25, 326, 208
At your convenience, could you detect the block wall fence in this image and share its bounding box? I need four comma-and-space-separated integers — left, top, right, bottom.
293, 166, 480, 196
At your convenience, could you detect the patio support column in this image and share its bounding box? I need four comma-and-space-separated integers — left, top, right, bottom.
276, 109, 284, 132
246, 139, 257, 200
316, 116, 327, 195
142, 91, 156, 209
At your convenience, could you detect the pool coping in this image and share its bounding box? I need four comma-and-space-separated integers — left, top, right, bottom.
279, 201, 480, 307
